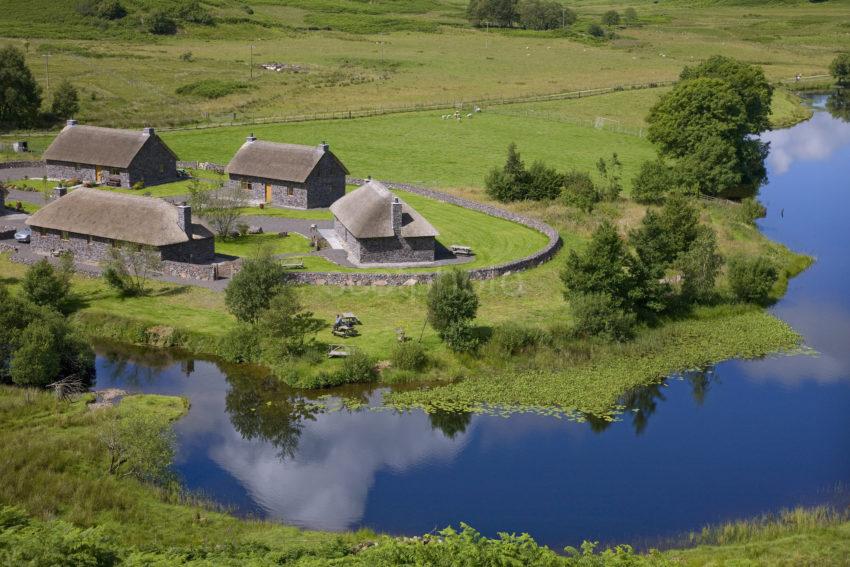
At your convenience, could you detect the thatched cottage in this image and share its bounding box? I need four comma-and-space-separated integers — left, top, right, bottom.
330, 180, 438, 264
26, 188, 214, 263
43, 120, 179, 188
225, 135, 348, 209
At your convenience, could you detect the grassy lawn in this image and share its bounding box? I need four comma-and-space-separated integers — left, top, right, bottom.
238, 206, 334, 221
215, 232, 312, 257
95, 178, 199, 198
3, 201, 40, 214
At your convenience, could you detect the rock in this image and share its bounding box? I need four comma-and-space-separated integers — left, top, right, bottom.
374, 279, 388, 286
248, 226, 263, 234
402, 278, 418, 286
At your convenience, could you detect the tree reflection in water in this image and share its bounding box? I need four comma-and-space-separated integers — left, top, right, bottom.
582, 367, 719, 435
826, 89, 850, 123
95, 342, 179, 388
428, 410, 472, 439
225, 370, 322, 460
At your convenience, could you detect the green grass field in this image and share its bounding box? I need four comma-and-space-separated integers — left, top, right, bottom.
215, 232, 312, 257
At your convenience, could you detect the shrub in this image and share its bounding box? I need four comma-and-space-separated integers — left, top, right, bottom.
50, 80, 79, 120
131, 181, 144, 191
101, 244, 161, 297
525, 160, 564, 200
561, 170, 600, 212
217, 323, 262, 363
624, 7, 638, 25
179, 51, 193, 62
225, 256, 286, 323
631, 159, 676, 204
596, 153, 623, 201
569, 292, 636, 342
441, 321, 480, 353
487, 322, 542, 356
677, 226, 723, 304
728, 256, 778, 303
738, 197, 767, 225
829, 52, 850, 86
587, 23, 605, 37
427, 269, 479, 338
237, 222, 249, 236
21, 258, 71, 310
256, 287, 324, 357
176, 1, 214, 25
147, 10, 177, 35
391, 341, 428, 371
517, 0, 573, 30
601, 10, 620, 26
312, 350, 377, 388
630, 192, 701, 271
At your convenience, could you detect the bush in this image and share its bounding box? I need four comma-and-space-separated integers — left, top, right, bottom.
225, 256, 287, 323
427, 269, 479, 338
601, 9, 620, 26
311, 350, 377, 388
587, 23, 605, 37
131, 181, 144, 191
176, 1, 214, 25
147, 10, 177, 35
631, 159, 676, 204
561, 170, 600, 212
630, 192, 701, 271
391, 341, 428, 371
569, 292, 636, 342
518, 0, 573, 30
596, 153, 623, 201
739, 197, 767, 225
487, 323, 542, 356
217, 323, 262, 363
829, 52, 850, 86
441, 321, 480, 353
50, 80, 79, 121
677, 226, 723, 304
728, 256, 778, 303
525, 160, 563, 200
21, 258, 71, 310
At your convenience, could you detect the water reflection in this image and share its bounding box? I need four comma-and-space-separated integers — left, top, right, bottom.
764, 110, 850, 174
825, 89, 850, 123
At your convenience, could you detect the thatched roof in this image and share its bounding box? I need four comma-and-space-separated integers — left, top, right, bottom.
26, 188, 212, 246
43, 123, 174, 168
225, 138, 348, 183
331, 180, 438, 239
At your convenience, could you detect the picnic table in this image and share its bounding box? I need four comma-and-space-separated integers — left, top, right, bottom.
280, 259, 305, 270
340, 312, 361, 325
450, 244, 474, 256
332, 325, 358, 338
328, 344, 350, 358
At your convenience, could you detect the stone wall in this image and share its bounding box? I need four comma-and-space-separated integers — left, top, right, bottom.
304, 153, 346, 208
46, 161, 101, 185
31, 229, 113, 261
0, 160, 44, 169
128, 136, 180, 187
228, 173, 309, 209
160, 237, 215, 263
161, 260, 217, 281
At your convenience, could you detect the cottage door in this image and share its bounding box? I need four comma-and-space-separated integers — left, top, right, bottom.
95, 166, 103, 183
265, 183, 272, 204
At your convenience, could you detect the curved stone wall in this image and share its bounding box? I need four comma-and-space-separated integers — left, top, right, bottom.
280, 177, 562, 286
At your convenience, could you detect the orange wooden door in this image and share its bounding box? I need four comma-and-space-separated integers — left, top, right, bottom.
265, 183, 272, 203
95, 166, 103, 183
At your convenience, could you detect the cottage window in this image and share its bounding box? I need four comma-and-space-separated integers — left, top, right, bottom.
87, 235, 93, 246
74, 163, 80, 171
287, 187, 294, 197
61, 231, 69, 241
240, 180, 251, 191
109, 168, 120, 175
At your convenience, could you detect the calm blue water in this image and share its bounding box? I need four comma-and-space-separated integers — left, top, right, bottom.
94, 100, 850, 550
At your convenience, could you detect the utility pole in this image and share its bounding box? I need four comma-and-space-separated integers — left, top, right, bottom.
562, 6, 566, 29
249, 44, 254, 80
44, 53, 50, 93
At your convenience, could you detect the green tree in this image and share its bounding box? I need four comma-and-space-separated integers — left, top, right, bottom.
485, 142, 528, 202
728, 256, 778, 303
680, 55, 773, 133
257, 286, 325, 357
624, 7, 638, 25
596, 152, 623, 200
675, 136, 743, 196
225, 255, 286, 323
21, 258, 72, 310
427, 269, 479, 349
517, 0, 572, 30
830, 53, 850, 86
601, 10, 620, 26
9, 320, 60, 387
50, 79, 79, 120
466, 0, 518, 27
101, 243, 162, 297
569, 292, 636, 341
0, 45, 42, 129
188, 182, 247, 238
631, 159, 676, 204
630, 192, 701, 271
561, 170, 599, 212
525, 160, 563, 200
147, 10, 177, 34
587, 23, 604, 37
676, 226, 723, 303
98, 412, 176, 484
739, 197, 767, 225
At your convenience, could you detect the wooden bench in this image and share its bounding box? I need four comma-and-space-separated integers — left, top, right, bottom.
450, 244, 473, 256
279, 259, 305, 270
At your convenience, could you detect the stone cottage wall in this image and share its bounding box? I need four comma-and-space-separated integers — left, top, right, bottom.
160, 237, 215, 263
128, 136, 180, 187
304, 153, 346, 208
227, 174, 309, 209
46, 161, 99, 185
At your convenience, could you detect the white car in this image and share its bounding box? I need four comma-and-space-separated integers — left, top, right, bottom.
13, 227, 31, 243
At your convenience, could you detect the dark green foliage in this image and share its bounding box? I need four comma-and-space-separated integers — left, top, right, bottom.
596, 152, 623, 201
561, 221, 666, 321
311, 350, 377, 388
484, 166, 518, 202
676, 226, 723, 304
427, 269, 479, 339
601, 10, 620, 26
525, 160, 564, 200
739, 197, 767, 225
561, 170, 600, 212
51, 79, 80, 120
217, 323, 263, 363
517, 0, 573, 30
680, 55, 774, 133
175, 1, 214, 25
728, 256, 778, 303
631, 159, 676, 204
624, 7, 638, 24
466, 0, 519, 27
440, 321, 480, 353
76, 0, 126, 20
225, 256, 286, 323
176, 79, 253, 99
569, 292, 636, 342
831, 53, 850, 86
392, 341, 428, 371
147, 10, 177, 35
630, 193, 701, 271
0, 285, 94, 388
587, 23, 604, 37
487, 322, 542, 356
21, 258, 71, 310
257, 286, 325, 357
101, 244, 161, 297
0, 45, 42, 129
99, 412, 176, 485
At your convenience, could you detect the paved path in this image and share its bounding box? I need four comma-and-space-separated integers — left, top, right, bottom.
0, 165, 46, 181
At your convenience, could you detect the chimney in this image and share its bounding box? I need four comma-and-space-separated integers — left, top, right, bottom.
320, 141, 329, 152
391, 197, 402, 236
53, 186, 67, 199
66, 119, 77, 128
246, 133, 257, 143
177, 203, 193, 239
142, 126, 154, 136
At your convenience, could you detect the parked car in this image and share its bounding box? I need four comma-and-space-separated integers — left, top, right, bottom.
13, 227, 31, 243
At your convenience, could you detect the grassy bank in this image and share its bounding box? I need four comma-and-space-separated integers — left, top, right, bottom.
0, 385, 847, 565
